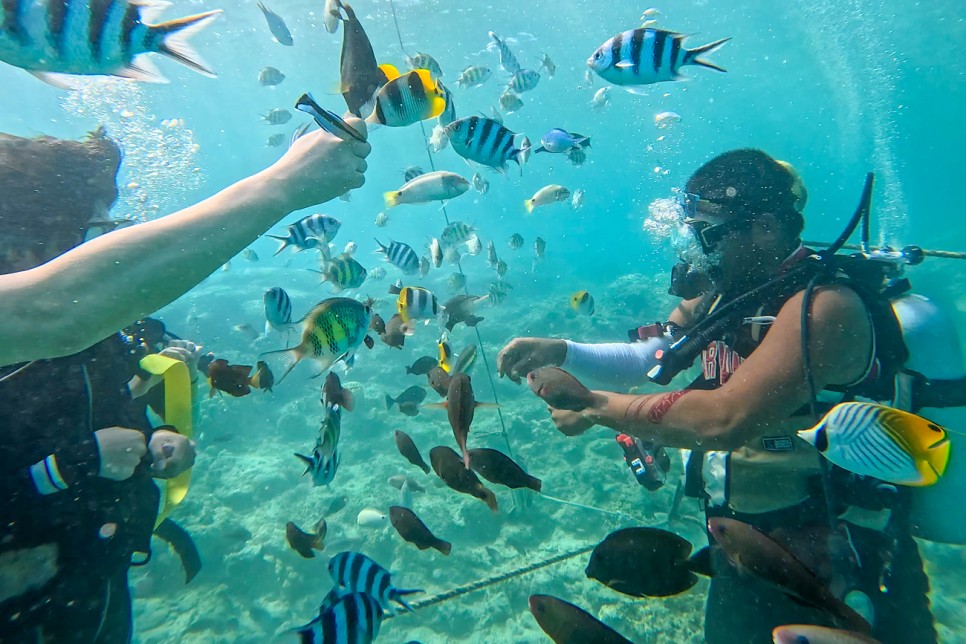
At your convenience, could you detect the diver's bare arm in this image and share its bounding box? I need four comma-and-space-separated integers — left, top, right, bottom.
0, 127, 370, 365
581, 285, 873, 450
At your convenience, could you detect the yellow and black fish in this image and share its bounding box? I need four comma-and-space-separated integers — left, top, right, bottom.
570, 290, 595, 316
366, 67, 446, 127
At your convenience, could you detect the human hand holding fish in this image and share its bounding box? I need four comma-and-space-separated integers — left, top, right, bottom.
261, 120, 370, 213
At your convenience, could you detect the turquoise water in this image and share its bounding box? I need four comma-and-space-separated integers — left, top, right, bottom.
2, 0, 966, 642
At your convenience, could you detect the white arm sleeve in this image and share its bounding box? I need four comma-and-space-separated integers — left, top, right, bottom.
561, 336, 670, 391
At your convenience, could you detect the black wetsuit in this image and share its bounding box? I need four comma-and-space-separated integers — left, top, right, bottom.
0, 334, 159, 643
680, 269, 937, 644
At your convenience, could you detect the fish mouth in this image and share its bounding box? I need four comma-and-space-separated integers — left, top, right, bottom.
586, 58, 594, 68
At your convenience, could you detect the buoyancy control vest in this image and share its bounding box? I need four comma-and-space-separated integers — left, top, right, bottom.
676, 249, 913, 514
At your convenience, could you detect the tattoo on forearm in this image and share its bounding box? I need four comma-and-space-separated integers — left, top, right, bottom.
623, 396, 650, 422
646, 390, 691, 424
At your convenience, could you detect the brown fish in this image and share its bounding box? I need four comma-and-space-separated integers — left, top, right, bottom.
249, 360, 275, 392
406, 355, 438, 376
207, 359, 253, 398
386, 386, 427, 417
708, 518, 872, 633
773, 625, 882, 644
467, 448, 542, 492
429, 445, 498, 512
370, 312, 387, 335
389, 505, 451, 556
379, 313, 411, 349
426, 372, 497, 469
427, 366, 451, 397
285, 518, 327, 559
394, 430, 431, 474
322, 371, 354, 412
586, 527, 705, 598
528, 595, 632, 644
526, 366, 603, 411
337, 1, 389, 117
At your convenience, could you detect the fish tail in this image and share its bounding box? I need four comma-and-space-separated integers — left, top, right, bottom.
150, 10, 224, 78
524, 199, 536, 214
528, 476, 543, 493
684, 37, 731, 73
266, 233, 290, 256
435, 539, 453, 556
385, 393, 396, 410
260, 347, 302, 384
482, 487, 499, 513
294, 452, 313, 475
391, 589, 423, 614
384, 191, 402, 208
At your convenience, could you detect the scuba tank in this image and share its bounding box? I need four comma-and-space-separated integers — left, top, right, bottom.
892, 294, 966, 544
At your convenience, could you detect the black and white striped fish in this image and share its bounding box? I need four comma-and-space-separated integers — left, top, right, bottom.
436, 81, 457, 126
319, 253, 367, 292
488, 31, 520, 74
440, 221, 475, 249
264, 287, 293, 336
0, 0, 222, 86
406, 51, 442, 78
328, 551, 423, 614
296, 591, 383, 644
456, 64, 491, 89
374, 239, 420, 275
588, 28, 730, 89
444, 116, 528, 175
397, 286, 438, 326
268, 214, 342, 255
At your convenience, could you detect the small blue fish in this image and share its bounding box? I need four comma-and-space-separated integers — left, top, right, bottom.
328, 551, 423, 614
256, 1, 293, 46
375, 239, 420, 275
295, 591, 383, 644
263, 287, 293, 336
535, 129, 591, 155
268, 214, 342, 255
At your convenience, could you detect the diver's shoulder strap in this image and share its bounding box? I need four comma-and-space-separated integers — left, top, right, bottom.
138, 353, 193, 529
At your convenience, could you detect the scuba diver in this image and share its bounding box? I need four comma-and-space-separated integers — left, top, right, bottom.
497, 149, 961, 643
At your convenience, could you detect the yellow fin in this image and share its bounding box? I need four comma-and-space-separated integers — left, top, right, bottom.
428, 94, 446, 119
379, 63, 401, 81
384, 191, 400, 208
524, 199, 535, 214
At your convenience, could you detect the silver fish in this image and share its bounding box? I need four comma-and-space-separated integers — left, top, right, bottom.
257, 1, 293, 46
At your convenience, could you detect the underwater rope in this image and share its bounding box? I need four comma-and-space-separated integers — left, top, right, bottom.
804, 241, 966, 260
387, 0, 518, 465
384, 543, 596, 616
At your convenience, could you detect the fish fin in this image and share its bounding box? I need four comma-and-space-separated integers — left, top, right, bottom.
623, 86, 651, 96
341, 389, 355, 412
379, 63, 401, 81
27, 71, 85, 90
422, 402, 449, 410
687, 546, 715, 578
482, 487, 499, 513
131, 0, 173, 25
265, 234, 290, 255
115, 55, 168, 83
385, 393, 396, 410
363, 335, 375, 350
684, 37, 731, 72
391, 588, 424, 614
384, 191, 402, 208
294, 452, 313, 474
153, 518, 202, 584
614, 61, 635, 68
524, 199, 535, 214
533, 146, 546, 154
474, 402, 500, 409
151, 10, 223, 78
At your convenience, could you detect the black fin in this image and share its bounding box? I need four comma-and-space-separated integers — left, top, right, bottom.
154, 518, 203, 584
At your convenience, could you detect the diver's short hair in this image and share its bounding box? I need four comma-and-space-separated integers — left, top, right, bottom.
685, 149, 806, 237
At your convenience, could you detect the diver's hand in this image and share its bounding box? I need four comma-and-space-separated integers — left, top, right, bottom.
160, 340, 204, 383
148, 429, 196, 479
94, 427, 148, 481
548, 407, 596, 437
263, 118, 370, 212
497, 338, 567, 384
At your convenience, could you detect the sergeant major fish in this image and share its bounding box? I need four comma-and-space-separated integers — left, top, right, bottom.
295, 591, 383, 644
258, 66, 285, 86
0, 0, 222, 85
488, 31, 521, 74
268, 213, 341, 255
507, 69, 540, 94
374, 239, 421, 275
317, 253, 367, 292
456, 65, 491, 89
263, 286, 293, 336
445, 116, 529, 175
328, 551, 423, 614
588, 28, 730, 89
406, 51, 442, 78
261, 297, 373, 383
295, 402, 343, 486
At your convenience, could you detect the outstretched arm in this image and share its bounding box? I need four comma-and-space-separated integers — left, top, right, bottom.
554, 285, 873, 450
0, 122, 370, 366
